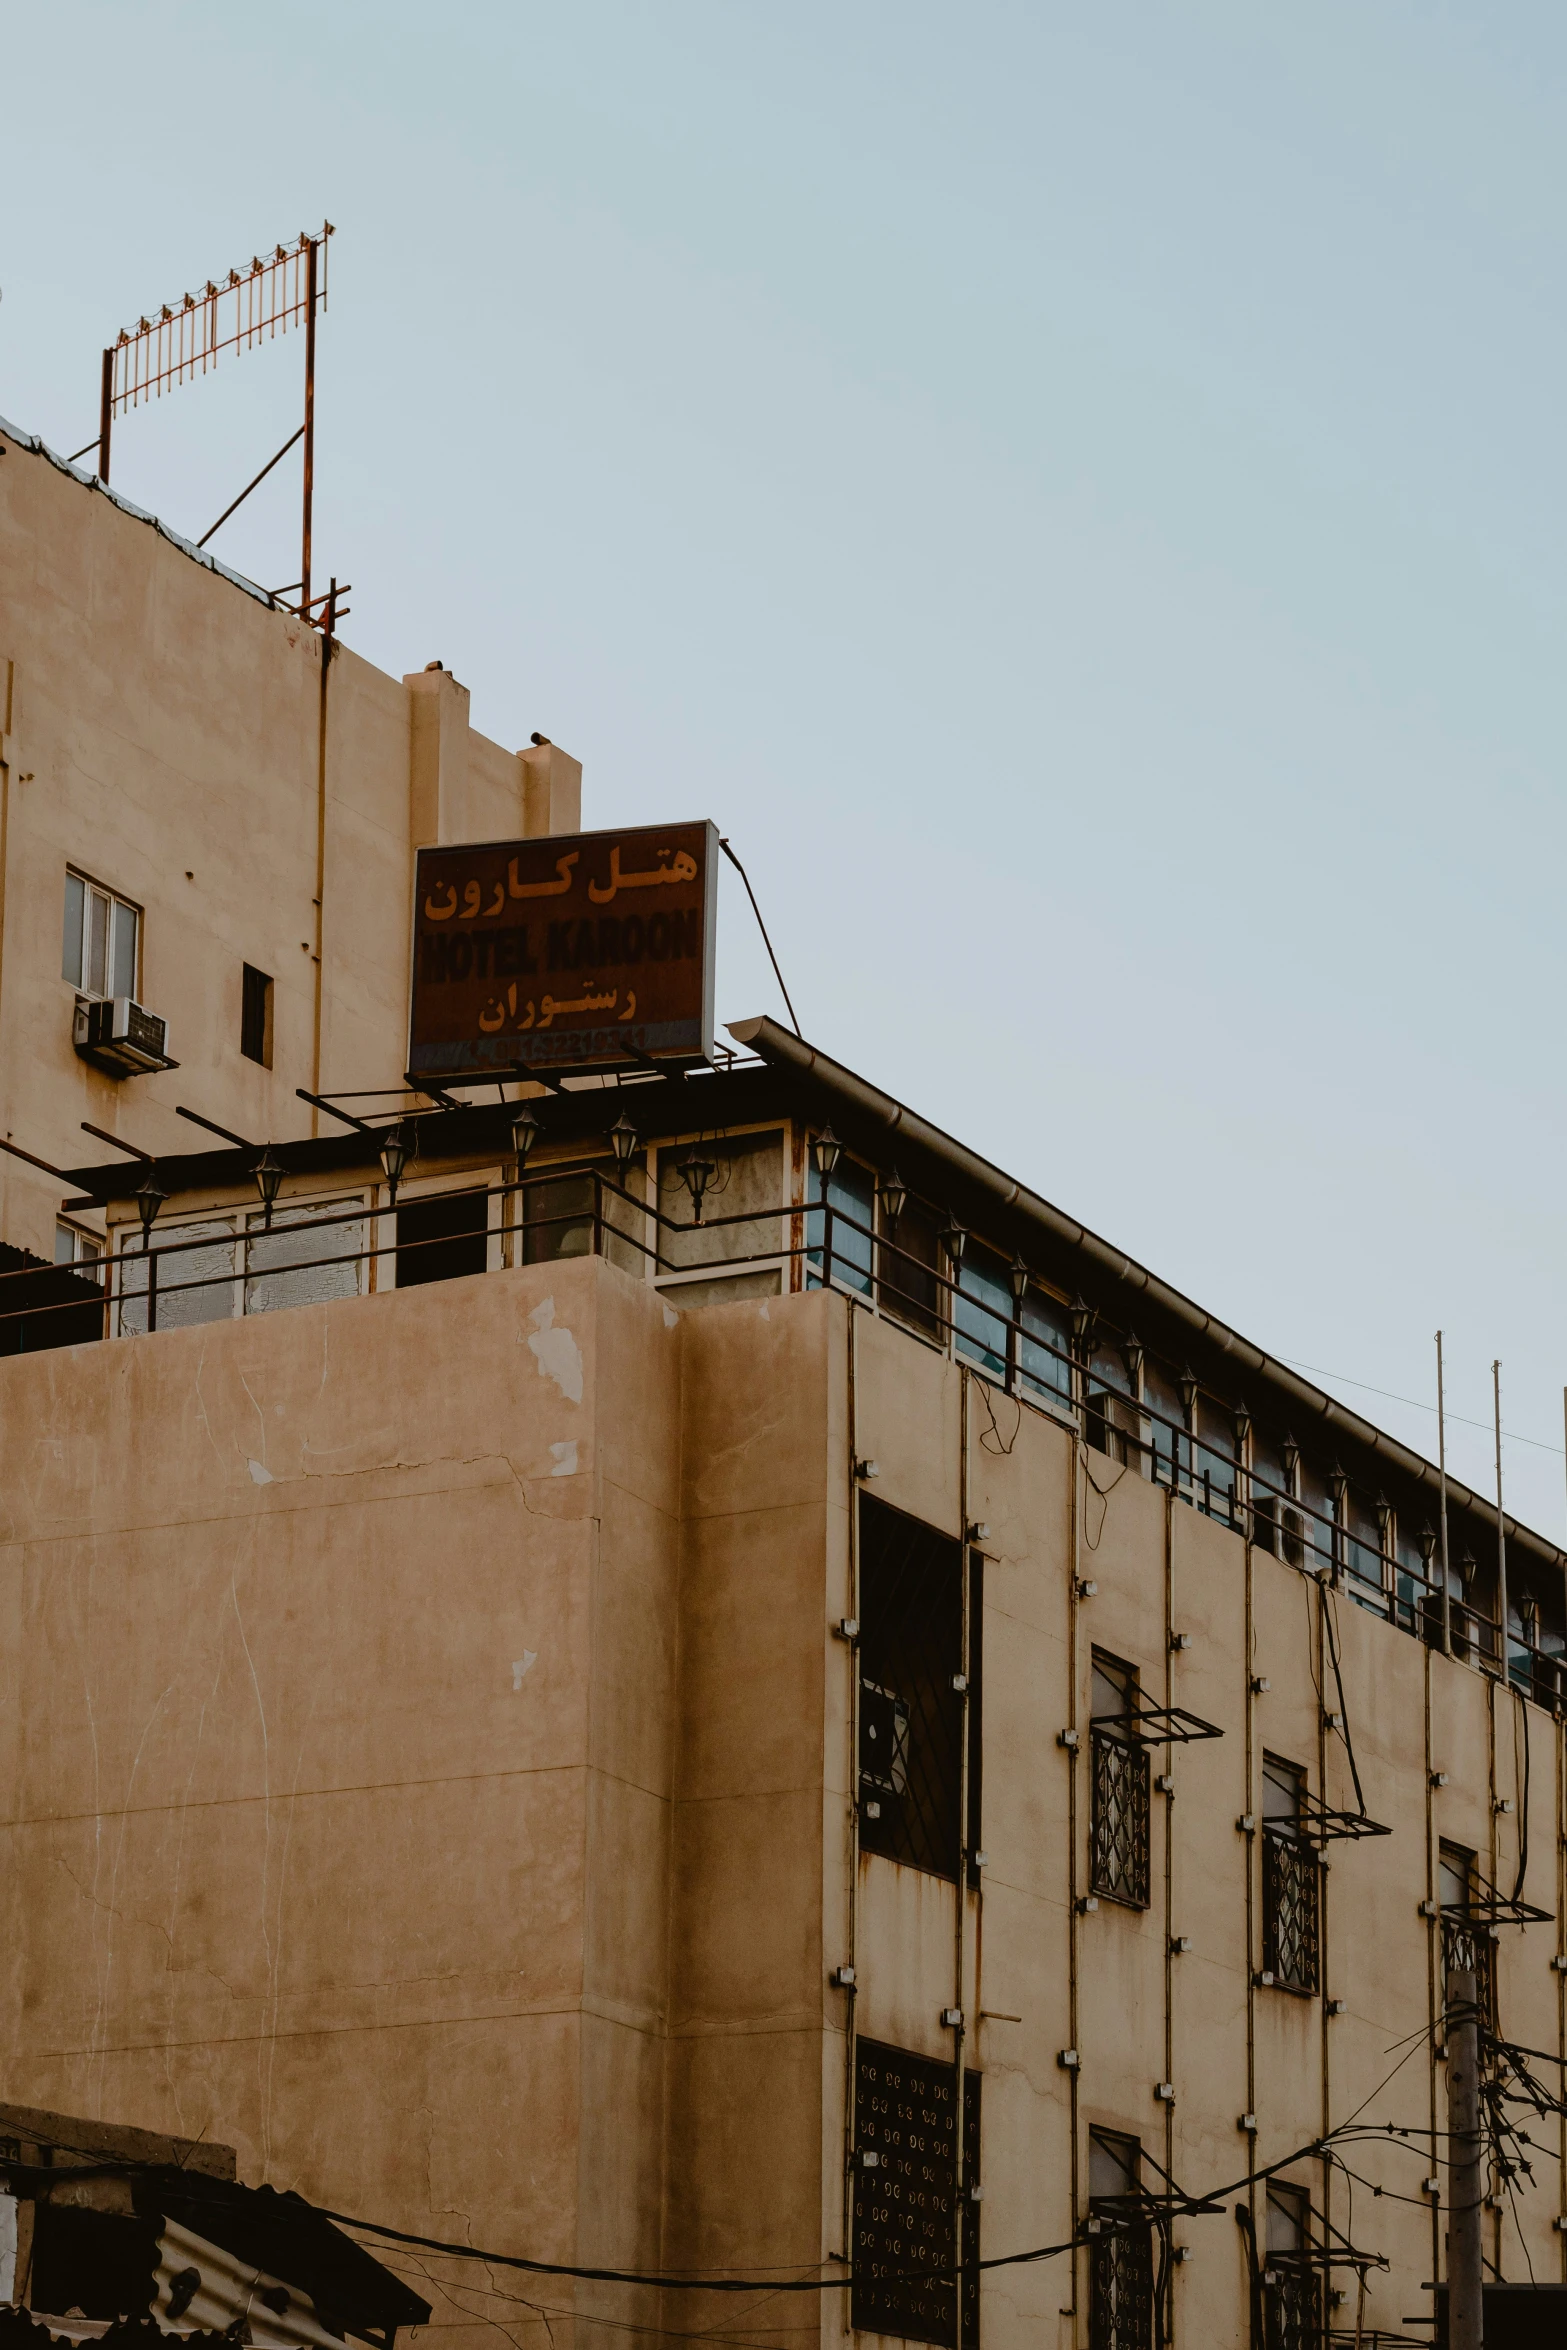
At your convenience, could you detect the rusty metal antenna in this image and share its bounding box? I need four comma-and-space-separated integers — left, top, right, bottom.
91, 224, 335, 624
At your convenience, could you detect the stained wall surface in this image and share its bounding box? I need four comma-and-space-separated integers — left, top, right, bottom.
1, 1241, 1564, 2350
0, 425, 580, 1263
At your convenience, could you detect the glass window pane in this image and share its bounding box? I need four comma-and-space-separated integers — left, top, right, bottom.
1019, 1287, 1072, 1409
62, 874, 85, 985
54, 1224, 76, 1266
118, 1221, 236, 1333
86, 888, 109, 996
806, 1151, 873, 1296
111, 901, 138, 1000
246, 1203, 364, 1313
954, 1243, 1009, 1377
525, 1171, 596, 1264
879, 1199, 942, 1338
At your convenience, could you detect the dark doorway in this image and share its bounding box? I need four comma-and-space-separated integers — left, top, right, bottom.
396, 1190, 488, 1288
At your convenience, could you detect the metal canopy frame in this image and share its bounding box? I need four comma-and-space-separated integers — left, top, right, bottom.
1096, 1702, 1224, 1749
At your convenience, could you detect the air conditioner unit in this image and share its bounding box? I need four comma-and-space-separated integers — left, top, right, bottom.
73, 995, 176, 1077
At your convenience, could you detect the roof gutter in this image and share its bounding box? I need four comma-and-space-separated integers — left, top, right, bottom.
728, 1015, 1565, 1577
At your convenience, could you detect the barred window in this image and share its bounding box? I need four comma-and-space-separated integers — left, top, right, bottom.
1088, 2130, 1152, 2350
852, 2039, 979, 2350
859, 1495, 975, 1881
1440, 1842, 1495, 2026
1262, 2184, 1321, 2350
1261, 1756, 1319, 1994
1090, 1653, 1151, 1909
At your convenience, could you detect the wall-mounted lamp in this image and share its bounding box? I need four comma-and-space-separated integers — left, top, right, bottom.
608, 1111, 638, 1171
1069, 1297, 1095, 1357
135, 1171, 167, 1251
1328, 1465, 1349, 1518
942, 1218, 967, 1270
1123, 1332, 1145, 1391
511, 1104, 541, 1169
810, 1126, 842, 1181
1009, 1253, 1030, 1309
379, 1123, 411, 1206
880, 1168, 907, 1226
1281, 1435, 1301, 1489
253, 1147, 284, 1230
1178, 1366, 1198, 1425
679, 1144, 718, 1223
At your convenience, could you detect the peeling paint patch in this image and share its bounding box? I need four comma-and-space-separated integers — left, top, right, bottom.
524, 1295, 583, 1402
512, 1652, 537, 1690
758, 1303, 770, 1319
549, 1439, 578, 1477
247, 1459, 274, 1485
663, 1304, 680, 1329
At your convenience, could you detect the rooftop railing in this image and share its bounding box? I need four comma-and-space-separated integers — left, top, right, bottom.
3, 1168, 1559, 1711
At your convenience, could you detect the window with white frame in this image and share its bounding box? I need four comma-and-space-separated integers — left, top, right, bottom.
63, 871, 140, 1001
55, 1222, 105, 1281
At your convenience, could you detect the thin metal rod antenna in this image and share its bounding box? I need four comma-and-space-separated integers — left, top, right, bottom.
1436, 1331, 1453, 1658
198, 423, 305, 548
301, 233, 319, 622
1494, 1358, 1509, 1686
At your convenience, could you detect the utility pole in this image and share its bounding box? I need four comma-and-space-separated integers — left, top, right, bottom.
1447, 1965, 1484, 2349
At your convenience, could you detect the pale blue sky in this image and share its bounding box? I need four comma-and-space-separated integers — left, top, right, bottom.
4, 3, 1564, 1532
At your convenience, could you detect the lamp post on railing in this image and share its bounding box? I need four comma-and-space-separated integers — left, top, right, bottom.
678, 1144, 718, 1226
135, 1170, 167, 1334
511, 1104, 541, 1170
379, 1122, 412, 1207
880, 1168, 907, 1228
253, 1147, 284, 1231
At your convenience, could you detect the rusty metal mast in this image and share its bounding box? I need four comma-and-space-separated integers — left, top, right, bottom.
95, 224, 335, 623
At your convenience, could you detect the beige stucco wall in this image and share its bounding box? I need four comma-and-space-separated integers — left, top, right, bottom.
0, 428, 581, 1263
1, 1246, 1563, 2350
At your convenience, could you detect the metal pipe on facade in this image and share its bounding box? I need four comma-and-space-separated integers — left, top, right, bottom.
954, 1368, 971, 2350
729, 1020, 1564, 1585
1445, 1967, 1484, 2350
1437, 1334, 1454, 1658
1493, 1361, 1509, 1686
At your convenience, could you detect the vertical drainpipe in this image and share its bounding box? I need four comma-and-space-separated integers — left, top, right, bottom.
953, 1366, 971, 2350
1239, 1413, 1259, 2259
1557, 1694, 1567, 2284
1423, 1634, 1442, 2300
1066, 1347, 1085, 2345
841, 1305, 862, 2304
1161, 1485, 1176, 2346
1315, 1577, 1332, 2272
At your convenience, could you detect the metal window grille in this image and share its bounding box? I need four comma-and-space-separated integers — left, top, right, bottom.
852, 2039, 980, 2350
1261, 2263, 1323, 2350
1262, 1831, 1320, 1994
859, 1495, 968, 1881
1442, 1913, 1496, 2029
1089, 2225, 1152, 2350
1090, 1729, 1151, 1907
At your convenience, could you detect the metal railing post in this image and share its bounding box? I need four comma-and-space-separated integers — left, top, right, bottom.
146, 1245, 158, 1335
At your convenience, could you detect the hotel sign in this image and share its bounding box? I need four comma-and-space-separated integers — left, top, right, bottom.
408, 820, 716, 1078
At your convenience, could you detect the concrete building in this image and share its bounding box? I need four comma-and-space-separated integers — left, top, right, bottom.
2, 417, 1566, 2350
0, 410, 582, 1273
